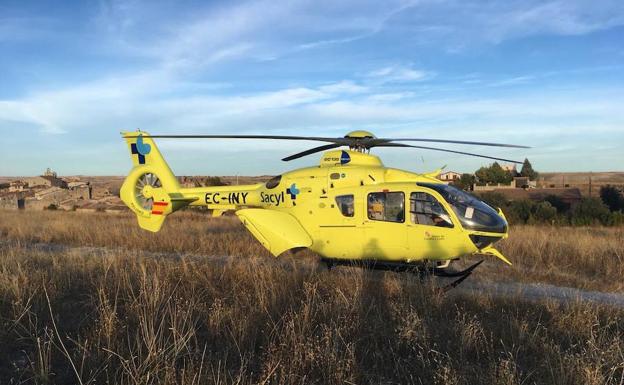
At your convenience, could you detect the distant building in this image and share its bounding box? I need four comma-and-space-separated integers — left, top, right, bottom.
474, 177, 537, 191
68, 182, 92, 200
438, 171, 462, 182
179, 176, 201, 188
513, 176, 530, 188
8, 180, 27, 192
24, 169, 68, 189
0, 192, 25, 210
43, 168, 57, 178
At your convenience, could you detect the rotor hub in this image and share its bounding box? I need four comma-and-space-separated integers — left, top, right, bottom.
344, 130, 376, 152
142, 185, 154, 199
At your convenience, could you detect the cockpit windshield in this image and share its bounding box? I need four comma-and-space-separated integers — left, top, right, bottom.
418, 183, 507, 233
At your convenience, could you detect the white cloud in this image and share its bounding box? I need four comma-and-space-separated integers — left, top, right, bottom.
401, 0, 624, 47
365, 92, 414, 102
2, 77, 623, 174
318, 81, 368, 94
0, 79, 369, 135
366, 65, 432, 83
489, 75, 536, 87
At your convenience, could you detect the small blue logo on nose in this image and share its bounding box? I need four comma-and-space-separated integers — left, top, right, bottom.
340, 150, 351, 165
286, 183, 300, 200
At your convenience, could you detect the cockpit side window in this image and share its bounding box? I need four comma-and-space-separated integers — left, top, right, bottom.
410, 192, 454, 228
417, 183, 507, 233
335, 195, 354, 217
367, 192, 404, 223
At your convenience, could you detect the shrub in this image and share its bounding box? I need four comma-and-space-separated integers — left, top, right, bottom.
507, 200, 533, 224
531, 201, 557, 223
600, 185, 624, 212
544, 194, 570, 214
478, 192, 508, 211
206, 176, 228, 186
603, 211, 624, 226
569, 198, 611, 226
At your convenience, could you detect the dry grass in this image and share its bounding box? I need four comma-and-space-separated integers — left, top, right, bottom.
497, 226, 624, 292
0, 210, 270, 258
1, 210, 623, 291
0, 210, 623, 384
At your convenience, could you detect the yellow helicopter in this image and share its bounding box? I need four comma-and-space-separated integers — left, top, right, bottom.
120, 130, 528, 284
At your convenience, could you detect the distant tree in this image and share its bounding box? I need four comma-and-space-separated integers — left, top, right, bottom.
520, 158, 538, 180
544, 194, 570, 213
475, 162, 513, 185
600, 185, 624, 212
455, 173, 476, 190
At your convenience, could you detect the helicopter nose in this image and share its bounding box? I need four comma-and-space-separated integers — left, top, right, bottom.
468, 208, 508, 249
469, 233, 505, 249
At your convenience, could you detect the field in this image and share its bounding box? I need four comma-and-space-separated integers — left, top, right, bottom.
538, 172, 624, 196
0, 210, 623, 384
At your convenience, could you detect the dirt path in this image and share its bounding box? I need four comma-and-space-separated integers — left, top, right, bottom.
459, 281, 624, 308
3, 240, 624, 309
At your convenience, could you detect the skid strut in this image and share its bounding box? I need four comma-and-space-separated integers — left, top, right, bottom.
438, 260, 483, 291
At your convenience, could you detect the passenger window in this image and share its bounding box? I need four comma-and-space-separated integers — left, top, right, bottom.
335, 195, 354, 217
367, 192, 404, 223
410, 192, 453, 228
265, 175, 281, 189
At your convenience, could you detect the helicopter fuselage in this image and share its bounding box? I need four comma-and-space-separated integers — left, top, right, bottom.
175, 150, 510, 264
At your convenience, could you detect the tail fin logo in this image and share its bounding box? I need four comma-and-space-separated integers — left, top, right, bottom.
130, 135, 152, 164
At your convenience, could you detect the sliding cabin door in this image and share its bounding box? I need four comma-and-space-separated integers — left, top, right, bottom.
362, 190, 408, 261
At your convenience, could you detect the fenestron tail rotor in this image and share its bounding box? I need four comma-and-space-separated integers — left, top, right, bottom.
134, 172, 162, 210
124, 129, 530, 163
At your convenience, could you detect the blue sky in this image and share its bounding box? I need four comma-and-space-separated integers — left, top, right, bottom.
1, 0, 623, 176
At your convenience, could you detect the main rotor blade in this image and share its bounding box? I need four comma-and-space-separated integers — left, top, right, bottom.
123, 134, 529, 148
372, 138, 530, 149
377, 143, 524, 164
282, 143, 342, 161
124, 134, 349, 144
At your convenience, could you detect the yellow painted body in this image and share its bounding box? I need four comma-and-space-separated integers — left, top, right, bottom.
121, 131, 511, 265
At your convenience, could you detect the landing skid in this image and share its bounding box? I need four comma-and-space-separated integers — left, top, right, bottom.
319, 258, 484, 291
437, 260, 483, 291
